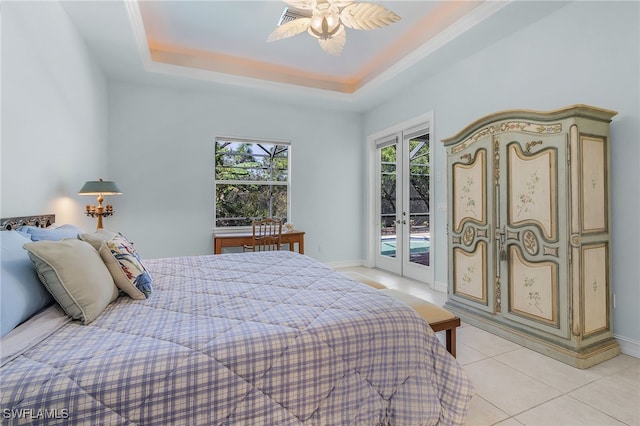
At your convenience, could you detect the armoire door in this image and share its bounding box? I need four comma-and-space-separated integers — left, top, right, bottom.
448, 134, 495, 313
498, 133, 569, 338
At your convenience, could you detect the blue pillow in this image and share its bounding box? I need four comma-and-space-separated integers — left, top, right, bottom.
1, 231, 54, 337
17, 224, 84, 241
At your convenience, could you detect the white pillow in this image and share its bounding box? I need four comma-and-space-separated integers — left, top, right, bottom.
23, 239, 119, 324
77, 229, 117, 250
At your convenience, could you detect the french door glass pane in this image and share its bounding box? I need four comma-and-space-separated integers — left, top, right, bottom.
408, 137, 430, 266
380, 145, 397, 258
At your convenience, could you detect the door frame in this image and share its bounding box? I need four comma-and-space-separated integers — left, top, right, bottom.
365, 111, 435, 286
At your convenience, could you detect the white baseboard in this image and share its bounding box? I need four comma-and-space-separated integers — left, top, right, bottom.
325, 259, 365, 269
615, 334, 640, 359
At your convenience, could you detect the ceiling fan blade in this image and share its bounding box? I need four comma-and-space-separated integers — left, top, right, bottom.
327, 0, 354, 7
339, 3, 401, 30
318, 26, 346, 56
283, 0, 315, 10
267, 17, 311, 42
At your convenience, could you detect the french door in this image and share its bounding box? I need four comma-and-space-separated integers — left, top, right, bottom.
375, 124, 432, 282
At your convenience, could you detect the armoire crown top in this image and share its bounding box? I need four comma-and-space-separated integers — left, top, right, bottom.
441, 104, 617, 147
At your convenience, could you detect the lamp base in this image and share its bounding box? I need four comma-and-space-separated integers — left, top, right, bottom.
85, 204, 114, 229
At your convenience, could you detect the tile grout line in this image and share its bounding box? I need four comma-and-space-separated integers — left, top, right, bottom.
563, 393, 632, 426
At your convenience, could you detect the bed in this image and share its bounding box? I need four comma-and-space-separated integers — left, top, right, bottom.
0, 215, 473, 425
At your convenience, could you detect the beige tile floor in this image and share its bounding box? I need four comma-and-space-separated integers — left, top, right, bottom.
336, 266, 640, 426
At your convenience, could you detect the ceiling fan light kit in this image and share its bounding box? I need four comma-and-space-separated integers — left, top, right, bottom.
268, 0, 401, 56
309, 2, 341, 39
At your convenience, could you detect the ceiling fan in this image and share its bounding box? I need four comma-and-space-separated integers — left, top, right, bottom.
267, 0, 401, 56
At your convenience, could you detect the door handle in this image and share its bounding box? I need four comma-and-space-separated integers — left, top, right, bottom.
496, 226, 508, 261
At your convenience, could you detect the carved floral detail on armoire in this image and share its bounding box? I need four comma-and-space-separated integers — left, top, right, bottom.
441, 105, 619, 368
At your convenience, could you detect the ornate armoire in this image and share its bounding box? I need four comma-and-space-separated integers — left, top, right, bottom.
441, 105, 619, 368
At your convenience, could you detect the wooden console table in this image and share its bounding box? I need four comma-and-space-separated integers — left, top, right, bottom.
214, 230, 305, 254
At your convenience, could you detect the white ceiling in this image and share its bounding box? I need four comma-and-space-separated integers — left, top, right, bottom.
60, 0, 569, 111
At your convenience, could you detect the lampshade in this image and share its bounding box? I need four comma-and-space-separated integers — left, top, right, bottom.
78, 178, 122, 195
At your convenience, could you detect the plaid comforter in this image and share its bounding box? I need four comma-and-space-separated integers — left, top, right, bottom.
1, 251, 472, 425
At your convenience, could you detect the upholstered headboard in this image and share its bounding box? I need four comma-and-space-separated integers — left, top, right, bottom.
1, 214, 55, 231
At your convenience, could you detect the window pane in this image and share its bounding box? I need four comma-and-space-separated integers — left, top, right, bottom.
380, 144, 397, 261
215, 183, 288, 227
215, 142, 288, 181
409, 136, 430, 267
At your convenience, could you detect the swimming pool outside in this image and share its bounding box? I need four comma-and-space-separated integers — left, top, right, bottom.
380, 235, 430, 257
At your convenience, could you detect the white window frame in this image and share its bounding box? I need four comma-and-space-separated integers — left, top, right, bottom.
214, 135, 291, 233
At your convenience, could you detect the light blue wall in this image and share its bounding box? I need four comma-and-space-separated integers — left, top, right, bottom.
107, 81, 364, 263
1, 0, 637, 350
1, 1, 109, 225
363, 1, 640, 345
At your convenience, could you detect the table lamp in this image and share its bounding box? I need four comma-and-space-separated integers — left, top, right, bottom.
78, 178, 122, 229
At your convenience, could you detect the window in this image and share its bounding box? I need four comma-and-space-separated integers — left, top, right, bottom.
214, 136, 290, 228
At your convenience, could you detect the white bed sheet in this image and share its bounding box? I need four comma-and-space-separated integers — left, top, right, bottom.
0, 305, 69, 366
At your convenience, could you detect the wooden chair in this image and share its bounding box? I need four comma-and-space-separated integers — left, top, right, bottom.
243, 218, 282, 252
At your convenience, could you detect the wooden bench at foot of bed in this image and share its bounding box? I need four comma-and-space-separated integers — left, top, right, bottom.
343, 272, 461, 357
380, 289, 460, 358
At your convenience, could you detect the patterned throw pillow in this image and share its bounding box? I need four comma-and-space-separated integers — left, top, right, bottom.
99, 234, 153, 300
